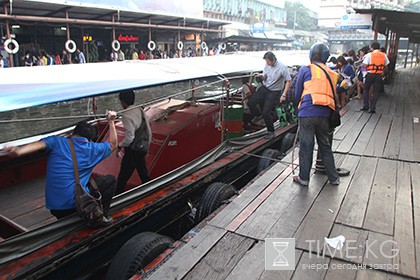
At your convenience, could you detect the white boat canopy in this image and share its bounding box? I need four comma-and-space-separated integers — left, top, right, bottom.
0, 51, 309, 112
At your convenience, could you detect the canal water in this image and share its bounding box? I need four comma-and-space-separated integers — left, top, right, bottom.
0, 76, 243, 143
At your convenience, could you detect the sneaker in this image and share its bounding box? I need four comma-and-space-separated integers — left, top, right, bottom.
330, 178, 340, 185
360, 107, 368, 111
264, 132, 275, 139
100, 215, 113, 227
293, 175, 309, 187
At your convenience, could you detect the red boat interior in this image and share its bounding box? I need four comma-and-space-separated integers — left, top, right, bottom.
0, 98, 242, 240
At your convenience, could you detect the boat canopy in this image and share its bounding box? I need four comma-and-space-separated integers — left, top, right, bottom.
0, 51, 309, 112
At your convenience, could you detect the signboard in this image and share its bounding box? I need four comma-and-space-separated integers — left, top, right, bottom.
25, 0, 203, 18
340, 14, 372, 30
118, 34, 139, 42
252, 23, 265, 34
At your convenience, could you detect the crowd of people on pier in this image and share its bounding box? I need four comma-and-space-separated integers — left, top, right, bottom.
13, 44, 227, 67
235, 42, 389, 187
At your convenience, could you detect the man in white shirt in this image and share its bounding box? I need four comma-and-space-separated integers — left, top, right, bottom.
248, 51, 291, 139
116, 90, 151, 194
361, 42, 390, 113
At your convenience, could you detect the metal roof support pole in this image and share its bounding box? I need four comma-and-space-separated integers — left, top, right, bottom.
65, 12, 70, 41
3, 3, 13, 67
112, 15, 116, 40
65, 11, 72, 62
373, 14, 379, 42
410, 42, 415, 68
404, 40, 409, 69
385, 28, 389, 51
177, 22, 181, 42
82, 26, 85, 58
201, 30, 204, 56
388, 31, 397, 73
148, 18, 151, 42
416, 43, 419, 68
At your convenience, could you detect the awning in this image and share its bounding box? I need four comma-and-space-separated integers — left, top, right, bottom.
0, 0, 230, 33
355, 8, 420, 43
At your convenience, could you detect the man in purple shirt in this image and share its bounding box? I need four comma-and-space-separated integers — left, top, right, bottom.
293, 43, 339, 187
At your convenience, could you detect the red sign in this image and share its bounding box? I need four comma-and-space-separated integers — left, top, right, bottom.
118, 34, 139, 42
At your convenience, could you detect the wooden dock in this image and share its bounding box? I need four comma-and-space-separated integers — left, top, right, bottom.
143, 67, 420, 280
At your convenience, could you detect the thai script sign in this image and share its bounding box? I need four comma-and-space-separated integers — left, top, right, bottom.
118, 35, 139, 42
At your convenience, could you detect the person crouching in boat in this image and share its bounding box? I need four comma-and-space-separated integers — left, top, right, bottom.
3, 111, 118, 226
115, 90, 151, 195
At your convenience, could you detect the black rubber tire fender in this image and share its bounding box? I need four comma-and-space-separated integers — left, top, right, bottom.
279, 132, 296, 155
106, 232, 173, 280
194, 182, 236, 223
257, 148, 281, 173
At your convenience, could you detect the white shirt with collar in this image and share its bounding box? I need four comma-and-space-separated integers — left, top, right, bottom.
119, 105, 149, 148
263, 60, 291, 91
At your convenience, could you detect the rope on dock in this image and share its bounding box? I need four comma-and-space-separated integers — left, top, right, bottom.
233, 148, 321, 172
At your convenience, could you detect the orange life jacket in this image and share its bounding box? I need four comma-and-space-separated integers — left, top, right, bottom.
366, 51, 386, 74
299, 64, 338, 111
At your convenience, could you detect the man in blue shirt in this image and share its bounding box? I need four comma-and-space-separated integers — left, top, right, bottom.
4, 111, 118, 225
248, 51, 291, 139
293, 43, 339, 187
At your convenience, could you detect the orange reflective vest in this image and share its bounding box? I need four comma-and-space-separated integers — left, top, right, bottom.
366, 51, 386, 74
299, 64, 338, 111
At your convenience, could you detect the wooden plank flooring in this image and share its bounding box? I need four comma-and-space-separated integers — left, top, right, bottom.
130, 68, 420, 280
0, 177, 54, 229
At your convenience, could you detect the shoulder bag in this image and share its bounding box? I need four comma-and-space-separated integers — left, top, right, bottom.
68, 138, 104, 227
314, 63, 341, 128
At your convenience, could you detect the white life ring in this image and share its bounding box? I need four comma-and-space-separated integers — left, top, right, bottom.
4, 38, 19, 54
65, 40, 76, 53
200, 41, 207, 50
177, 41, 184, 51
112, 40, 120, 52
219, 42, 226, 51
147, 40, 156, 51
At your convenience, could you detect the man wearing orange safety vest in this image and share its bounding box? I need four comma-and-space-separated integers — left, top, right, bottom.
293, 43, 340, 187
361, 42, 389, 113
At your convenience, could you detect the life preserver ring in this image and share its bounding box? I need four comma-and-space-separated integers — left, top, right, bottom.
219, 42, 226, 51
200, 41, 207, 50
111, 40, 120, 52
65, 40, 76, 53
147, 40, 156, 51
177, 41, 183, 50
4, 38, 19, 54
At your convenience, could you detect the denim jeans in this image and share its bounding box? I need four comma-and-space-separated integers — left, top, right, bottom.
298, 117, 338, 183
247, 86, 279, 133
316, 127, 334, 167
